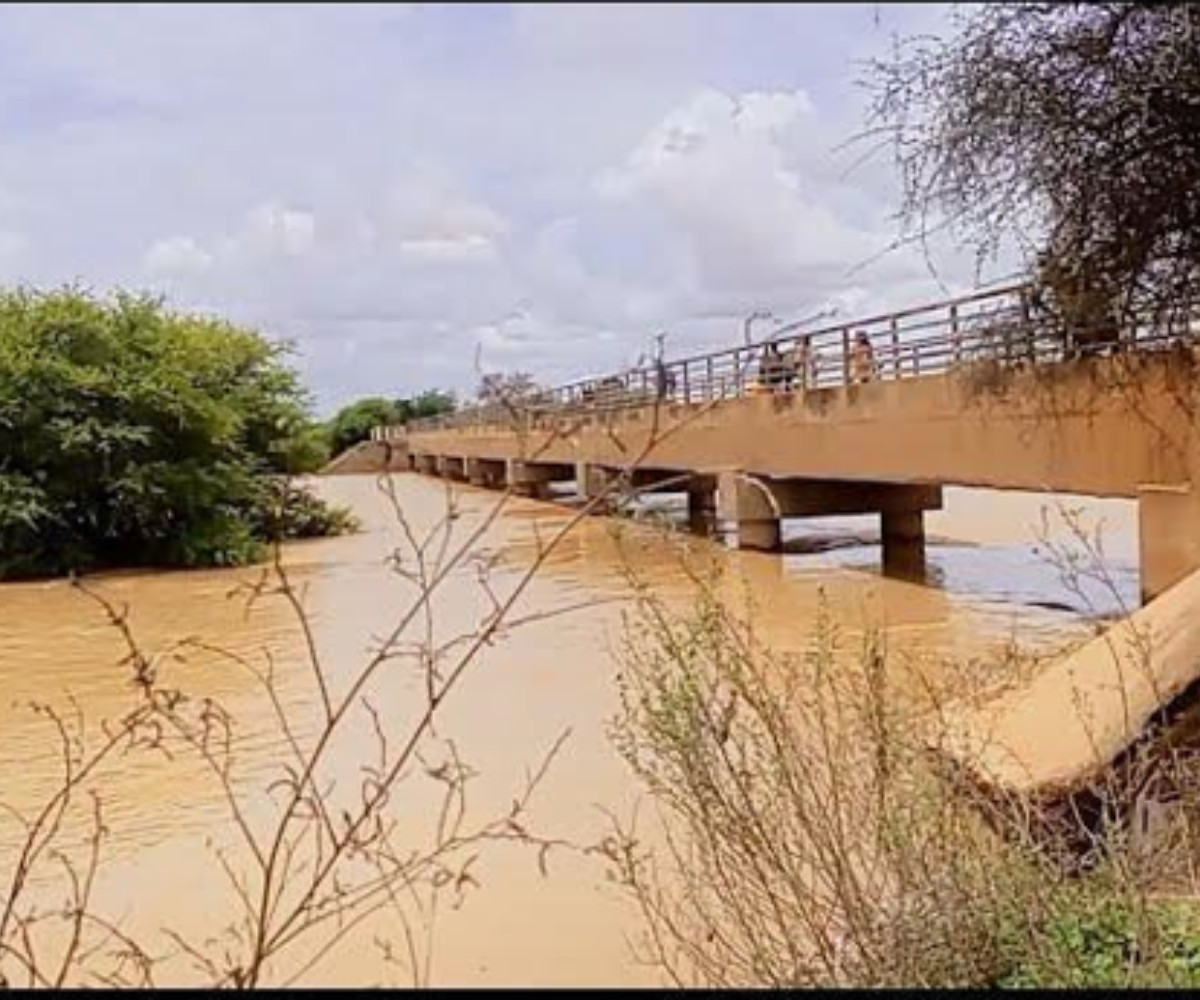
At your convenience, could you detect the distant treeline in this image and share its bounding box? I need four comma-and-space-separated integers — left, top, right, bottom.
324, 391, 455, 458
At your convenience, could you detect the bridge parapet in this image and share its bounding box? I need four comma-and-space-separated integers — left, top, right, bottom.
399, 284, 1200, 603
370, 424, 407, 442
408, 284, 1200, 434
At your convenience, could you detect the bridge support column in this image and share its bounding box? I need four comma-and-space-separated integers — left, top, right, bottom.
881, 509, 927, 581
436, 455, 466, 482
578, 462, 624, 513
507, 460, 574, 500
717, 472, 782, 551
577, 462, 615, 504
686, 479, 719, 537
1139, 483, 1200, 604
466, 457, 506, 489
718, 473, 942, 567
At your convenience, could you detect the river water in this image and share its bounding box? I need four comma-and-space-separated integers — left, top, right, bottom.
0, 473, 1139, 986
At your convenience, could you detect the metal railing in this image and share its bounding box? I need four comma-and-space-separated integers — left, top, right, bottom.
394, 283, 1200, 435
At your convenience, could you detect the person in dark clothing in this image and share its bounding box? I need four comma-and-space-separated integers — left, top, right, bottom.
654, 356, 676, 401
760, 341, 785, 390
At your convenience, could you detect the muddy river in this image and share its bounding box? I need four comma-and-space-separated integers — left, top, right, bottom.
0, 473, 1138, 985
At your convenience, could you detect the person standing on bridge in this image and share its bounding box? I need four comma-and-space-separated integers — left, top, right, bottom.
792, 335, 817, 392
759, 341, 785, 391
850, 330, 877, 384
653, 333, 675, 403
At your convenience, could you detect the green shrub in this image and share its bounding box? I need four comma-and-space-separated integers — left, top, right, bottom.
0, 285, 347, 577
998, 895, 1200, 988
608, 569, 1200, 989
251, 480, 359, 541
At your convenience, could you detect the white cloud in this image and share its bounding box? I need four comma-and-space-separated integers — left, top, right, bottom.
0, 4, 982, 410
512, 3, 702, 69
142, 235, 212, 276
235, 202, 316, 259
397, 234, 498, 266
596, 87, 893, 311
378, 166, 508, 261
0, 230, 27, 272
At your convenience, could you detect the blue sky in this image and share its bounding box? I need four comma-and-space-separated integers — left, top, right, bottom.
0, 2, 1006, 414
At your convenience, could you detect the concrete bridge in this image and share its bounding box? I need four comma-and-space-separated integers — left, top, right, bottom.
378, 284, 1200, 604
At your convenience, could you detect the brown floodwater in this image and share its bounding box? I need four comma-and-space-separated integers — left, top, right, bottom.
0, 473, 1138, 986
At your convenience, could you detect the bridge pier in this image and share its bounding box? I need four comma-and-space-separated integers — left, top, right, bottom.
577, 462, 618, 511
718, 473, 782, 550
881, 509, 927, 581
466, 457, 506, 489
507, 460, 574, 499
719, 473, 942, 578
687, 478, 719, 537
436, 455, 467, 482
577, 464, 718, 535
576, 463, 682, 498
1139, 483, 1200, 604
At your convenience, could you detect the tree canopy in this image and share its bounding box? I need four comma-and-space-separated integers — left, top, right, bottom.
327, 397, 402, 457
325, 390, 456, 457
869, 2, 1200, 328
398, 389, 456, 423
0, 287, 347, 578
476, 371, 540, 407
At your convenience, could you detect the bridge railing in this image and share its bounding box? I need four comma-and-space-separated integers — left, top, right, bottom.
370, 424, 408, 442
397, 283, 1200, 434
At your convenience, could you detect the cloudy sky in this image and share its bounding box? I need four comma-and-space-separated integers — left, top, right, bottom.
0, 2, 1013, 414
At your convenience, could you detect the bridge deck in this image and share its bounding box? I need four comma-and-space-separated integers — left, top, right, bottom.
407, 352, 1195, 498
387, 284, 1200, 602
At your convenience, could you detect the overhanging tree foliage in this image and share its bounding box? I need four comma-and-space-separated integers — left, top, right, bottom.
868, 2, 1200, 332
0, 287, 348, 577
